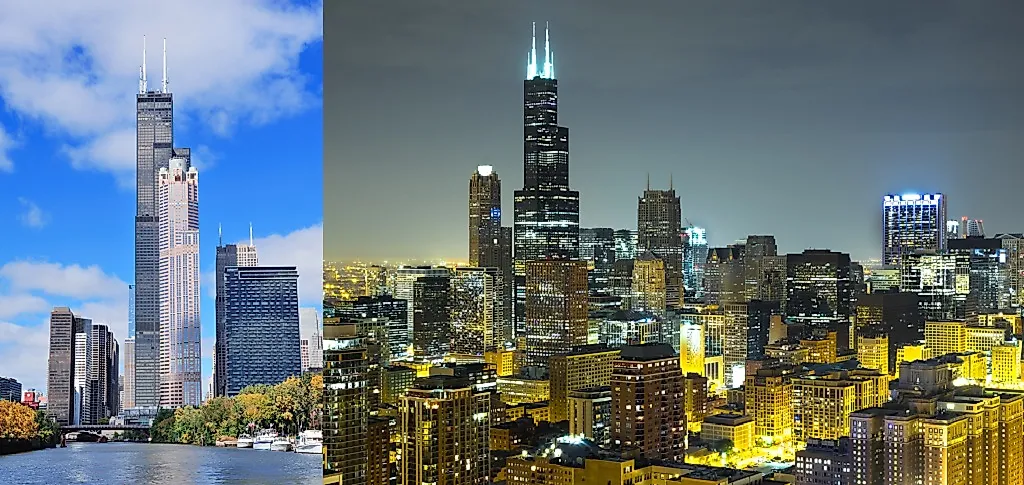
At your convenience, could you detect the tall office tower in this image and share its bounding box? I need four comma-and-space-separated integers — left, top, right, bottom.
683, 226, 708, 298
214, 228, 259, 396
334, 296, 408, 361
742, 235, 785, 303
513, 24, 580, 330
73, 323, 91, 424
469, 165, 503, 268
323, 322, 368, 484
548, 345, 621, 422
400, 376, 491, 485
630, 252, 667, 317
88, 324, 119, 421
299, 308, 323, 372
135, 41, 182, 408
679, 322, 705, 375
613, 229, 638, 260
223, 267, 301, 396
901, 250, 975, 322
122, 337, 136, 409
963, 217, 985, 237
722, 303, 749, 388
747, 300, 779, 360
580, 228, 616, 292
704, 245, 746, 305
610, 344, 686, 461
45, 307, 76, 425
850, 261, 867, 297
499, 226, 514, 341
745, 367, 795, 442
412, 276, 451, 357
637, 183, 685, 309
157, 156, 201, 407
524, 260, 588, 365
882, 193, 947, 267
450, 267, 501, 354
949, 237, 1009, 312
947, 219, 962, 241
785, 250, 853, 326
392, 266, 450, 354
995, 233, 1024, 307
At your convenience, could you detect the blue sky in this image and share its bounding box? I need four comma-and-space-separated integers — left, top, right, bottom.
0, 0, 324, 394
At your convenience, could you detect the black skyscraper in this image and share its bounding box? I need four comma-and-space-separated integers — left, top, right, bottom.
513, 23, 580, 332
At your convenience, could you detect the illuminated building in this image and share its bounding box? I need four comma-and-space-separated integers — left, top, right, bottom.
548, 345, 620, 423
610, 344, 686, 461
684, 226, 709, 298
450, 267, 501, 355
393, 266, 450, 354
631, 252, 667, 317
882, 193, 947, 266
965, 325, 1008, 352
785, 250, 853, 326
791, 371, 889, 442
366, 416, 394, 485
949, 237, 1010, 312
895, 344, 930, 379
766, 342, 810, 366
991, 343, 1022, 383
524, 260, 589, 365
513, 23, 580, 332
924, 320, 967, 356
683, 373, 709, 432
496, 376, 549, 404
800, 334, 837, 364
704, 245, 745, 305
865, 268, 901, 293
609, 258, 635, 304
412, 275, 451, 357
795, 438, 852, 485
637, 183, 684, 308
743, 235, 786, 303
580, 227, 616, 292
381, 365, 416, 405
853, 292, 920, 368
994, 233, 1024, 307
955, 352, 987, 381
613, 229, 638, 261
901, 250, 975, 323
744, 367, 794, 441
702, 413, 755, 452
704, 355, 726, 393
746, 300, 780, 360
679, 321, 705, 375
723, 303, 749, 386
333, 296, 407, 360
400, 376, 490, 485
469, 165, 513, 344
977, 311, 1022, 334
857, 332, 889, 375
598, 310, 662, 347
567, 387, 612, 445
524, 401, 550, 424
323, 323, 368, 483
484, 348, 519, 377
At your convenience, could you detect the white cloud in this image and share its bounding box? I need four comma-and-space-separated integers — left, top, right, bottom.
0, 294, 50, 320
0, 321, 51, 392
0, 261, 128, 301
0, 125, 14, 172
244, 224, 323, 304
17, 197, 48, 228
0, 0, 322, 179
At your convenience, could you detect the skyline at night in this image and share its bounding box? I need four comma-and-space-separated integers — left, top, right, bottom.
326, 1, 1024, 262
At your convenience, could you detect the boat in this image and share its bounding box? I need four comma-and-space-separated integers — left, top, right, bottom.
253, 430, 278, 450
236, 435, 254, 448
271, 438, 293, 452
295, 430, 322, 455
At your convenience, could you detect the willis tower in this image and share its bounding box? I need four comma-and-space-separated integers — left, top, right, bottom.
513, 23, 580, 333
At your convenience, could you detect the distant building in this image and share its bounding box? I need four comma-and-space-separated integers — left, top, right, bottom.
122, 337, 135, 409
683, 226, 708, 298
613, 229, 638, 260
323, 322, 368, 483
611, 344, 686, 461
579, 228, 616, 292
524, 260, 589, 366
785, 249, 853, 326
46, 307, 76, 425
882, 193, 947, 266
214, 227, 259, 397
637, 184, 684, 308
299, 308, 323, 372
0, 377, 21, 402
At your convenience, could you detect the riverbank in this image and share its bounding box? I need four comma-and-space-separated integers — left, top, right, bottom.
0, 437, 56, 456
0, 402, 61, 456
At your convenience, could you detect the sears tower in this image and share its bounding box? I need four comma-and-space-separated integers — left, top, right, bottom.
513, 23, 580, 331
134, 38, 189, 407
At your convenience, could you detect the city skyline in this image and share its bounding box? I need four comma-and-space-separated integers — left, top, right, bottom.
0, 2, 324, 394
326, 1, 1024, 263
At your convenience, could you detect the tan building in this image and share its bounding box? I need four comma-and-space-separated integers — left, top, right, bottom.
611, 344, 686, 461
496, 376, 549, 405
791, 370, 890, 442
549, 345, 620, 422
744, 367, 794, 441
800, 335, 837, 364
524, 260, 589, 365
925, 320, 967, 356
701, 413, 755, 452
965, 325, 1009, 353
857, 333, 889, 375
895, 344, 931, 379
977, 311, 1023, 334
484, 348, 520, 377
679, 322, 705, 376
567, 387, 612, 445
992, 344, 1022, 384
631, 252, 667, 317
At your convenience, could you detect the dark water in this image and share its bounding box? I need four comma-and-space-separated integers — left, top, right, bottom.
0, 442, 321, 484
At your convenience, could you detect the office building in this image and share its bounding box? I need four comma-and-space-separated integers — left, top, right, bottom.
324, 322, 368, 484
214, 228, 258, 396
924, 320, 967, 356
88, 324, 120, 421
723, 303, 749, 387
743, 235, 786, 303
122, 337, 135, 409
567, 387, 612, 445
469, 165, 504, 268
523, 260, 588, 365
333, 296, 407, 361
705, 245, 745, 305
785, 250, 853, 326
637, 183, 684, 308
300, 308, 323, 372
744, 367, 794, 441
548, 345, 620, 423
613, 229, 638, 261
791, 370, 889, 442
392, 266, 450, 354
857, 332, 889, 375
223, 266, 301, 396
400, 376, 491, 485
580, 227, 616, 292
882, 193, 947, 266
597, 309, 663, 347
46, 307, 76, 425
157, 155, 201, 407
684, 226, 708, 298
949, 237, 1010, 312
412, 275, 451, 356
0, 377, 22, 402
610, 344, 686, 461
450, 267, 501, 355
900, 249, 975, 323
853, 291, 920, 368
630, 252, 667, 317
679, 321, 705, 376
73, 322, 91, 424
514, 25, 580, 330
995, 233, 1024, 307
366, 416, 394, 485
683, 373, 709, 432
992, 343, 1022, 383
702, 414, 755, 452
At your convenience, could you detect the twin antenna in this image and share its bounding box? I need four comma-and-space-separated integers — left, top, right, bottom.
139, 35, 168, 94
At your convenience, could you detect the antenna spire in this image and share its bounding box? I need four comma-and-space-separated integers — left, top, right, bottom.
527, 22, 538, 79
249, 223, 254, 246
218, 223, 223, 246
669, 173, 674, 190
646, 173, 650, 191
543, 22, 552, 79
161, 38, 168, 93
140, 36, 148, 94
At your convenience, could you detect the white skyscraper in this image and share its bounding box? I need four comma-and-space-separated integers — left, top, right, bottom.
299, 308, 323, 372
158, 156, 202, 407
73, 331, 90, 425
238, 223, 259, 267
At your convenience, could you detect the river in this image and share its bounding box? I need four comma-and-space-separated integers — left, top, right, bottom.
0, 442, 321, 484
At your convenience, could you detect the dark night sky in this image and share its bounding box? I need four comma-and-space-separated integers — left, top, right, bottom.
325, 1, 1024, 262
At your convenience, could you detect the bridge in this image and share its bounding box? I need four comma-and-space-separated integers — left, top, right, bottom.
61, 424, 151, 432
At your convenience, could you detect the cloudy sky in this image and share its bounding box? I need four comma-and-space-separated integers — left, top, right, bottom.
0, 0, 324, 393
325, 0, 1024, 263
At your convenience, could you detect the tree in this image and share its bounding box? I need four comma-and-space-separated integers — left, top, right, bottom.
34, 410, 60, 445
0, 401, 38, 439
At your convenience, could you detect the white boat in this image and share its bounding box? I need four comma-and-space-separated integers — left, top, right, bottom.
295, 430, 322, 455
270, 438, 292, 452
236, 435, 254, 448
253, 430, 278, 450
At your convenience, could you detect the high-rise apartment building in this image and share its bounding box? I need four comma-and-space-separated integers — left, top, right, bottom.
412, 275, 451, 356
723, 303, 749, 387
580, 227, 616, 292
791, 371, 889, 442
994, 233, 1024, 307
548, 345, 621, 423
514, 24, 580, 330
469, 165, 503, 268
88, 324, 119, 421
637, 184, 684, 308
46, 307, 76, 425
214, 229, 258, 396
223, 266, 301, 396
400, 376, 491, 485
333, 296, 408, 361
683, 226, 708, 298
744, 367, 794, 441
882, 193, 947, 267
323, 322, 368, 484
157, 155, 201, 407
73, 321, 91, 425
524, 260, 588, 365
610, 344, 686, 461
392, 266, 450, 355
450, 267, 501, 355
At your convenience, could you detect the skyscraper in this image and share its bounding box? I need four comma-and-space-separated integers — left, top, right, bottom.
580, 228, 616, 292
637, 183, 684, 308
882, 193, 947, 267
46, 307, 76, 425
611, 344, 686, 461
122, 337, 135, 409
683, 226, 708, 298
450, 267, 501, 355
412, 275, 451, 357
631, 252, 667, 318
89, 324, 119, 421
392, 266, 450, 356
323, 322, 368, 484
158, 155, 201, 407
524, 260, 588, 365
135, 39, 183, 407
223, 266, 301, 396
514, 23, 580, 330
469, 165, 503, 268
785, 250, 853, 326
215, 230, 259, 397
299, 308, 323, 372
